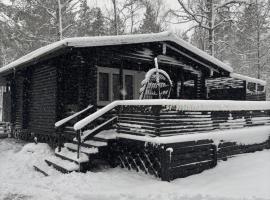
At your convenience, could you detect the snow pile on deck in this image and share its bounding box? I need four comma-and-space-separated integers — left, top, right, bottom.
0, 138, 270, 200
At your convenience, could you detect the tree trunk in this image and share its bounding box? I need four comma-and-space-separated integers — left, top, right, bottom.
256, 0, 261, 79
207, 0, 214, 56
112, 0, 118, 35
57, 0, 63, 40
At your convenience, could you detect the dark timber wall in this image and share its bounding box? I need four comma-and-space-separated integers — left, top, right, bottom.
28, 62, 57, 137
12, 60, 58, 142
14, 75, 24, 130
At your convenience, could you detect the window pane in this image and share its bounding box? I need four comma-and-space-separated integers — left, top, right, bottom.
113, 74, 120, 100
125, 75, 133, 100
99, 73, 109, 101
257, 84, 264, 92
247, 82, 256, 92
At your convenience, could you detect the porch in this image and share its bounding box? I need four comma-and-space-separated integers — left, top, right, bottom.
34, 99, 270, 181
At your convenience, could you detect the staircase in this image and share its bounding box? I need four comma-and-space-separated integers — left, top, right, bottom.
34, 104, 118, 176
34, 129, 117, 176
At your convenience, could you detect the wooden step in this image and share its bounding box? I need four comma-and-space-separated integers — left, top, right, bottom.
33, 162, 61, 176
45, 156, 79, 173
55, 147, 89, 164
94, 129, 117, 141
73, 139, 108, 148
83, 140, 107, 148
64, 143, 99, 156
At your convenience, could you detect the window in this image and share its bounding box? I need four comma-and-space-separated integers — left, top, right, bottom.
257, 84, 265, 92
112, 74, 120, 100
99, 72, 109, 101
247, 82, 256, 92
125, 75, 134, 100
97, 66, 145, 105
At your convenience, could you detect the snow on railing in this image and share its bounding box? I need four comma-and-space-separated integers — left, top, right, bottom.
74, 99, 270, 131
55, 105, 93, 128
74, 102, 118, 131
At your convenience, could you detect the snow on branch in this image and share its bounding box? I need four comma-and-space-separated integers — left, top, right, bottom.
215, 0, 247, 10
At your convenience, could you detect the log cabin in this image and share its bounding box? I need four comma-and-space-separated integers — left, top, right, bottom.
0, 31, 269, 180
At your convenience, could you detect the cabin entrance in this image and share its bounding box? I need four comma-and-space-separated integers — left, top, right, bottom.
97, 66, 145, 106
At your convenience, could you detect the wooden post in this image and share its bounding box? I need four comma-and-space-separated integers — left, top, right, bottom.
77, 130, 81, 160
154, 57, 161, 99
57, 127, 63, 152
160, 146, 171, 181
119, 60, 124, 100
212, 144, 218, 167
77, 130, 82, 172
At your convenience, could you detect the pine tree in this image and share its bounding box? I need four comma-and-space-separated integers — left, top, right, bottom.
92, 8, 105, 36
234, 0, 270, 79
139, 3, 161, 33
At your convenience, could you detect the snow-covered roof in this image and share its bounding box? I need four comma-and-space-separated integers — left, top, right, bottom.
230, 73, 266, 86
0, 31, 234, 75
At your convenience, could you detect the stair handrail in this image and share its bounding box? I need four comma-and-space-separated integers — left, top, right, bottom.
74, 101, 119, 131
55, 104, 94, 128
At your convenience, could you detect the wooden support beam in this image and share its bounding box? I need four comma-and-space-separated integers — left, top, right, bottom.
164, 42, 219, 74
119, 59, 124, 100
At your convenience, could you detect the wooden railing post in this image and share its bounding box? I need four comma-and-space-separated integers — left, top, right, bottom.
77, 129, 82, 172
160, 146, 171, 181
57, 127, 63, 152
77, 130, 81, 159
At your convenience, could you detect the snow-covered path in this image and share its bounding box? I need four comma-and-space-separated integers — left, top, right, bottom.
0, 138, 269, 200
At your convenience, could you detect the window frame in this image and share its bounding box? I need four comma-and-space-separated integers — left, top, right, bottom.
97, 66, 141, 106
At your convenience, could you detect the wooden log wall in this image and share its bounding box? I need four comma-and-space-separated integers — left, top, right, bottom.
206, 77, 245, 100
117, 105, 270, 137
246, 93, 266, 101
217, 139, 270, 160
14, 75, 24, 131
27, 63, 57, 141
2, 88, 11, 122
117, 105, 160, 136
161, 140, 217, 181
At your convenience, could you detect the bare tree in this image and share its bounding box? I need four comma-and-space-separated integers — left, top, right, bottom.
167, 0, 246, 56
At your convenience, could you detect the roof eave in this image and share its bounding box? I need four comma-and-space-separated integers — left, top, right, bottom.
0, 41, 68, 76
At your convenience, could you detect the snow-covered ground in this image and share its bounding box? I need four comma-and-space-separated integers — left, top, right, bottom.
0, 138, 269, 200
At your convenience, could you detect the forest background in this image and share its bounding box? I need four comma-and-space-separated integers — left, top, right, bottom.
1, 0, 270, 96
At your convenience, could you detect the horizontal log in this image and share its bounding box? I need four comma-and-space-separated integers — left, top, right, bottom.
116, 129, 156, 137
171, 154, 214, 167
118, 120, 157, 127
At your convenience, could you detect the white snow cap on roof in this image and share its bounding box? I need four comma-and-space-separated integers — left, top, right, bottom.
0, 31, 234, 75
230, 73, 266, 86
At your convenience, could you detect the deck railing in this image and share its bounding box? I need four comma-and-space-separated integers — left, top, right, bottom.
77, 99, 270, 137
75, 100, 270, 138
55, 105, 94, 152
